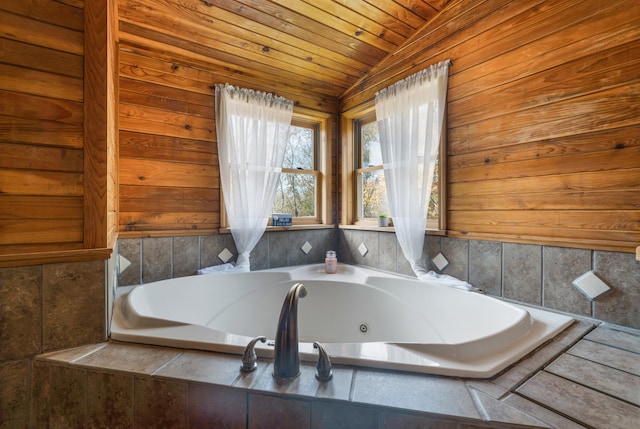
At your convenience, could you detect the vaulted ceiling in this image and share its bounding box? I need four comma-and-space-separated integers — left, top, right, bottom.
118, 0, 451, 107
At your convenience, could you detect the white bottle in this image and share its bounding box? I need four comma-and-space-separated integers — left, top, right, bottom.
325, 250, 337, 274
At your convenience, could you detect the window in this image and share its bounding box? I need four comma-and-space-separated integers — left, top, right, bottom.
356, 114, 389, 218
273, 120, 319, 220
343, 103, 444, 230
271, 108, 332, 226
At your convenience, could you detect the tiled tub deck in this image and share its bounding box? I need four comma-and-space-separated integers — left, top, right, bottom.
33, 320, 640, 428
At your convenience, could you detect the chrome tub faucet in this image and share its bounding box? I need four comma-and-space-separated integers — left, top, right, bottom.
273, 282, 307, 380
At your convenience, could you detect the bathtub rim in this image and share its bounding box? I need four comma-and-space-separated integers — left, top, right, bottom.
110, 263, 575, 378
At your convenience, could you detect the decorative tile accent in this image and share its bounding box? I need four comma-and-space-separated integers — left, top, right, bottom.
301, 241, 313, 255
432, 252, 449, 271
118, 255, 132, 274
218, 248, 233, 263
572, 271, 611, 301
357, 242, 368, 257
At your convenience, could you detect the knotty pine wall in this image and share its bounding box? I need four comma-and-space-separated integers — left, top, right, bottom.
1, 0, 117, 265
116, 2, 339, 235
341, 0, 640, 253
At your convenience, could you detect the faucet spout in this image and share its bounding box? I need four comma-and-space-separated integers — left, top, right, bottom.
273, 282, 307, 380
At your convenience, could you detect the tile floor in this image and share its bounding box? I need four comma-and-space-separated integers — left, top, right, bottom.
35, 319, 640, 428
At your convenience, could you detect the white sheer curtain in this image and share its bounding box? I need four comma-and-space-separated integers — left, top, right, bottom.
375, 60, 456, 281
215, 84, 293, 272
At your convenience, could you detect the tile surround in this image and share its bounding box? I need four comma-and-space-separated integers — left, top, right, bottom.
3, 228, 640, 427
32, 320, 640, 429
339, 229, 639, 329
118, 229, 338, 286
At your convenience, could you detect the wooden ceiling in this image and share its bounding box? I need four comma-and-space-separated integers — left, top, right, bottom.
118, 0, 450, 109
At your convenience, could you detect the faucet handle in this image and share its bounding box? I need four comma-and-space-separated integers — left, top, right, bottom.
313, 342, 333, 381
241, 336, 267, 373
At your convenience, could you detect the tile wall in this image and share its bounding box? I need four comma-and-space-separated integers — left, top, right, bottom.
2, 227, 639, 427
0, 259, 107, 428
117, 228, 639, 330
117, 228, 337, 286
339, 229, 640, 330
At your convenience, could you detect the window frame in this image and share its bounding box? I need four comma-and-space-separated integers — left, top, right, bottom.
341, 101, 446, 232
277, 118, 322, 225
219, 108, 332, 229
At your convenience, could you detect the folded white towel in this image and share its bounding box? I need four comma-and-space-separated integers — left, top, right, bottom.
418, 270, 481, 292
197, 263, 237, 275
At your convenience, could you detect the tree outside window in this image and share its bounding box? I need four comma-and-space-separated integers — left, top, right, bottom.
356, 116, 440, 227
273, 122, 318, 218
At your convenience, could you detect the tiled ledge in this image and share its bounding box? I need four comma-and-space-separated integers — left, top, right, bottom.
33, 321, 601, 428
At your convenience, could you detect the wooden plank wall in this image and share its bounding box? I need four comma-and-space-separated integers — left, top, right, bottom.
117, 44, 220, 233
116, 0, 339, 235
0, 0, 86, 255
341, 0, 640, 252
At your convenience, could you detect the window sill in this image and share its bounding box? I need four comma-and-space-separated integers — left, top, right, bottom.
338, 224, 447, 236
218, 224, 337, 234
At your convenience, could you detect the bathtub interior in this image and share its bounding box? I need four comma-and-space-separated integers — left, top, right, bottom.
111, 264, 574, 378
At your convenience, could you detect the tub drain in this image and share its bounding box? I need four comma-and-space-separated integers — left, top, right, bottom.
359, 323, 369, 334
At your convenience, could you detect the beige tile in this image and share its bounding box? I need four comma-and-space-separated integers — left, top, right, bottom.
0, 265, 41, 360
441, 237, 469, 281
546, 353, 640, 406
543, 246, 592, 316
189, 384, 247, 429
43, 260, 106, 351
469, 240, 502, 296
568, 339, 640, 376
0, 359, 30, 428
74, 342, 180, 375
142, 237, 172, 282
248, 362, 323, 397
49, 364, 87, 429
503, 243, 542, 305
351, 369, 480, 419
38, 342, 108, 364
517, 340, 567, 371
118, 238, 141, 286
465, 380, 509, 400
594, 250, 640, 329
553, 320, 595, 346
585, 326, 640, 353
173, 236, 200, 278
87, 371, 134, 428
134, 377, 187, 428
470, 388, 547, 428
381, 411, 458, 429
490, 364, 535, 391
311, 401, 378, 429
315, 366, 353, 401
30, 362, 51, 428
248, 393, 310, 429
31, 361, 87, 428
503, 393, 586, 429
517, 371, 640, 429
155, 350, 244, 386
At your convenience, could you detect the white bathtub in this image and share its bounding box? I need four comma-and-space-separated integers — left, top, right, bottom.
110, 264, 574, 378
